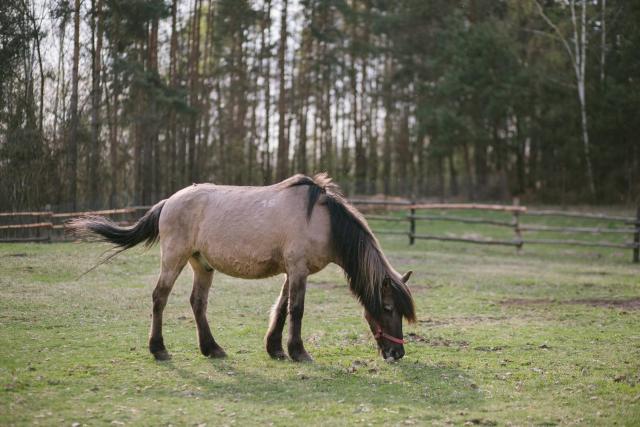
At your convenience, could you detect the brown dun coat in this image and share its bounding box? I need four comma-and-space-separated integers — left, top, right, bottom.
70, 174, 415, 362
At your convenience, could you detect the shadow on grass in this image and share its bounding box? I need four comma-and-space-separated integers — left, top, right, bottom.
153, 356, 482, 412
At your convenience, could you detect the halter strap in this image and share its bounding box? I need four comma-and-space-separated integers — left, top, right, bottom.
372, 323, 406, 345
365, 313, 405, 345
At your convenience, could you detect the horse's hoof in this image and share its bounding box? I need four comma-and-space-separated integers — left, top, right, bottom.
268, 350, 288, 360
153, 350, 172, 361
202, 345, 227, 359
290, 351, 314, 363
207, 348, 227, 359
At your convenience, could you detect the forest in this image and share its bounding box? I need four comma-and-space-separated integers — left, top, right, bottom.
0, 0, 638, 211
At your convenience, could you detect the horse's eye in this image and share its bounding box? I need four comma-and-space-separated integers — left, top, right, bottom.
384, 305, 393, 312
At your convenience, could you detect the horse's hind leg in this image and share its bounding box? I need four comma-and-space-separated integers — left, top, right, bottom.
189, 257, 226, 358
265, 277, 289, 359
149, 254, 187, 361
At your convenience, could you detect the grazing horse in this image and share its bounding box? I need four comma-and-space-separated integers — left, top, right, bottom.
70, 174, 415, 362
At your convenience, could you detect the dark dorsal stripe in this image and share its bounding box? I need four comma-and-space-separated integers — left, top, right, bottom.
287, 175, 326, 220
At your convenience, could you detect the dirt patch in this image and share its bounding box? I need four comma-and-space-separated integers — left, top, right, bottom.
501, 297, 640, 310
406, 332, 469, 348
576, 271, 610, 276
419, 315, 507, 326
574, 298, 640, 309
473, 345, 505, 352
4, 253, 28, 258
502, 298, 555, 306
418, 318, 450, 326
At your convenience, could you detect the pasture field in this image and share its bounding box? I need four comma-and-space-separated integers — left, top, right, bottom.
1, 212, 639, 426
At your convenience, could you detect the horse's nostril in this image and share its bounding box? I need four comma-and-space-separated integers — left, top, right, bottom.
391, 348, 405, 360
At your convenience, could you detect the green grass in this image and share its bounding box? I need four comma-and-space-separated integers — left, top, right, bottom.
1, 226, 639, 426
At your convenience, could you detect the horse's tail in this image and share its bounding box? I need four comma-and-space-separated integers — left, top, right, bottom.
68, 200, 166, 252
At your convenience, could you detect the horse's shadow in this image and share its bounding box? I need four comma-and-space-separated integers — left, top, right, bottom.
153, 354, 482, 414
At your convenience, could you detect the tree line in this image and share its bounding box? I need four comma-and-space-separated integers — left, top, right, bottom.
1, 0, 638, 211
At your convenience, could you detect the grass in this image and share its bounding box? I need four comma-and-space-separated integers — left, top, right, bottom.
1, 216, 639, 426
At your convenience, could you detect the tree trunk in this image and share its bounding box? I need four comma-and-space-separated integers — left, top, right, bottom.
133, 40, 144, 205
68, 0, 81, 210
350, 10, 366, 194
474, 139, 488, 197
462, 141, 475, 201
143, 17, 159, 204
23, 1, 45, 133
89, 0, 103, 208
570, 0, 596, 197
600, 0, 606, 83
200, 0, 215, 183
187, 0, 202, 183
448, 152, 458, 197
382, 53, 393, 195
536, 0, 596, 197
261, 0, 272, 183
106, 65, 119, 208
168, 0, 179, 192
53, 14, 67, 145
275, 0, 289, 181
436, 155, 445, 201
296, 28, 310, 175
367, 80, 379, 195
396, 109, 410, 196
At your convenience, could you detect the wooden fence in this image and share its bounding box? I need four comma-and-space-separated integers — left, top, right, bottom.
1, 202, 639, 263
0, 207, 150, 243
350, 199, 640, 263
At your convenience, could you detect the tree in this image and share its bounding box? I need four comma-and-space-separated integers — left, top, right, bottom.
89, 0, 104, 208
68, 0, 80, 210
275, 0, 288, 181
1, 0, 639, 211
535, 0, 596, 197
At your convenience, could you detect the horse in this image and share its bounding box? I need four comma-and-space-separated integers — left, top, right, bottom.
70, 174, 415, 362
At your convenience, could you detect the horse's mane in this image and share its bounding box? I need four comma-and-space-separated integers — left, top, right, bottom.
287, 173, 416, 322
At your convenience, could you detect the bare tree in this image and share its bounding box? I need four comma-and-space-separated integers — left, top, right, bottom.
68, 0, 81, 209
20, 0, 45, 133
535, 0, 596, 197
187, 0, 202, 183
600, 0, 606, 83
275, 0, 288, 181
89, 0, 103, 207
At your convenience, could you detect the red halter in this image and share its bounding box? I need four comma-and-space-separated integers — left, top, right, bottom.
366, 313, 406, 345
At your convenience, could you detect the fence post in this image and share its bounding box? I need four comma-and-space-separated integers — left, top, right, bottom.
513, 197, 523, 252
409, 202, 416, 245
634, 204, 639, 263
45, 211, 53, 243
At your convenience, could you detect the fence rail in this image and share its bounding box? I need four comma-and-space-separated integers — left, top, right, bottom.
0, 207, 150, 243
1, 201, 639, 262
350, 199, 640, 263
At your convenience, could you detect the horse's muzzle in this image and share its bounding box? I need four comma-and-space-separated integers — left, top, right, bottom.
383, 346, 405, 360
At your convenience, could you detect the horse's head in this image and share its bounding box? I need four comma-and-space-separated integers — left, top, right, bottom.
365, 270, 413, 361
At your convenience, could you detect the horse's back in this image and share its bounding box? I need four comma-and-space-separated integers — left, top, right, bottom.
158, 181, 333, 278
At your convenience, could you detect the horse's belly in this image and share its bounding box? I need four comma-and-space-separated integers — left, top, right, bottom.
202, 248, 285, 279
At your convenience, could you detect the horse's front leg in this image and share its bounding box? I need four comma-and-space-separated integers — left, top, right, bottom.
265, 277, 289, 359
287, 272, 312, 362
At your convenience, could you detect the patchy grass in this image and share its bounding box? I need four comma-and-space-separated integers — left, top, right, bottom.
1, 233, 639, 426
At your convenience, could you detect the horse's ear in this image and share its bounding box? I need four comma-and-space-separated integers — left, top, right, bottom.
401, 271, 413, 283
